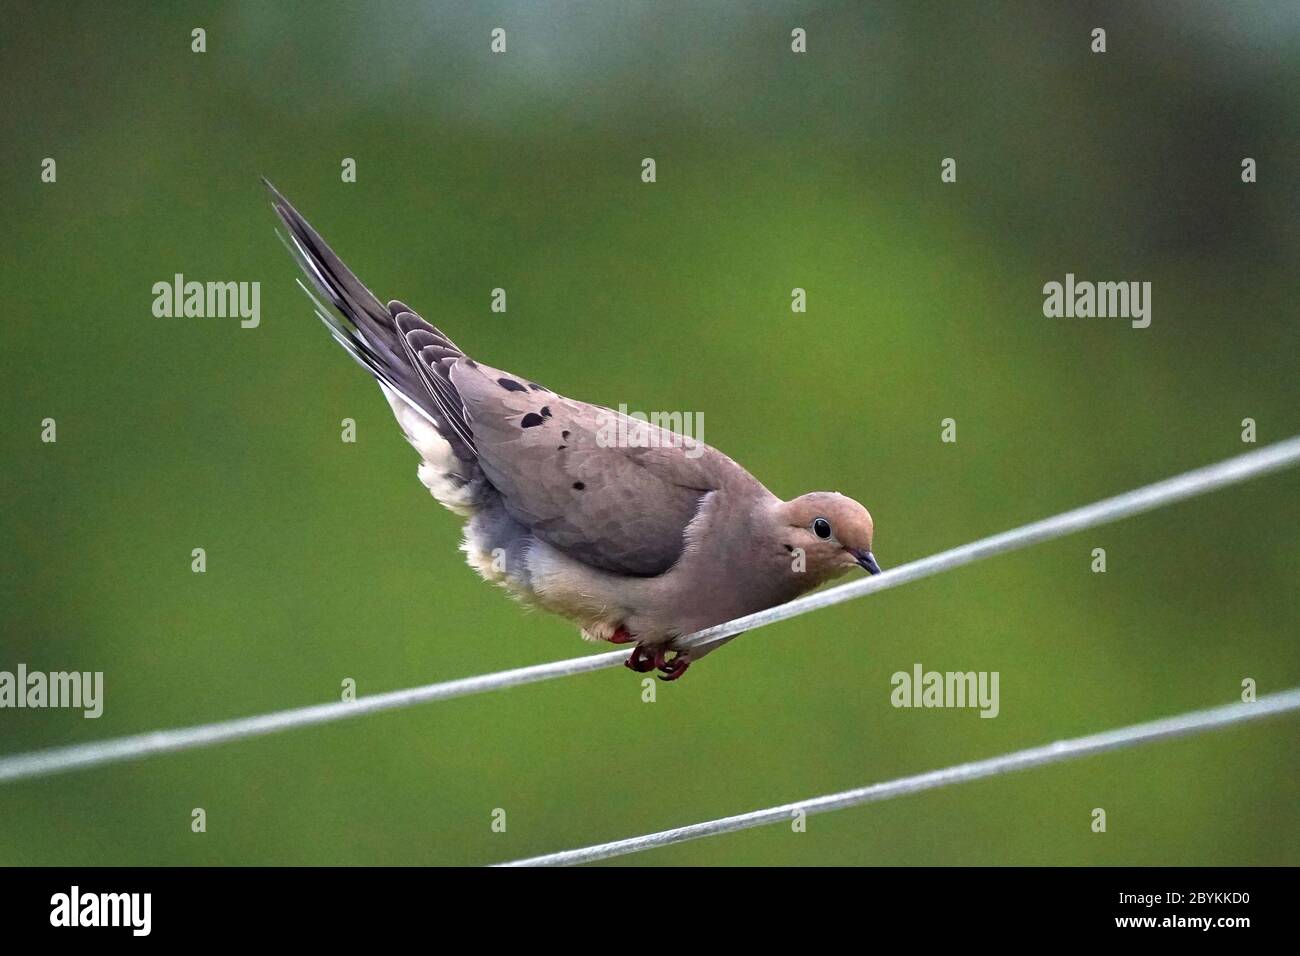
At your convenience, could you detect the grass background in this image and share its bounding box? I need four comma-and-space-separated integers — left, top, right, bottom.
0, 0, 1297, 865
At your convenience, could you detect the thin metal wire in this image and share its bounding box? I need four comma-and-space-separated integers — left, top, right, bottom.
1, 436, 1298, 786
497, 688, 1300, 866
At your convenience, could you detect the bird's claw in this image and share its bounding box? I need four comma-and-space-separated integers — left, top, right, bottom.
623, 642, 691, 680
654, 646, 691, 682
624, 643, 657, 672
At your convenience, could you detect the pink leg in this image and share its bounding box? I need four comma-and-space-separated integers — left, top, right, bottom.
607, 626, 635, 645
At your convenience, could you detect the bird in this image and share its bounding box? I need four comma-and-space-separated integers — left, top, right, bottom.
266, 181, 881, 680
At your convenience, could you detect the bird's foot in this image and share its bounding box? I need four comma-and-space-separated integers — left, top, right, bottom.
654, 646, 691, 682
624, 642, 658, 673
625, 641, 692, 679
607, 625, 636, 645
582, 622, 636, 644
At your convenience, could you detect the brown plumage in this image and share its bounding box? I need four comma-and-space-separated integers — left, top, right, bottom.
267, 182, 880, 680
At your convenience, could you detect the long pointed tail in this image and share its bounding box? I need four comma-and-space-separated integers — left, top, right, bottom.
264, 180, 476, 463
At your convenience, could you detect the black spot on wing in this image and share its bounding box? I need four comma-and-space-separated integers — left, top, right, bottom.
520, 412, 545, 428
498, 377, 527, 393
540, 406, 552, 418
572, 482, 585, 490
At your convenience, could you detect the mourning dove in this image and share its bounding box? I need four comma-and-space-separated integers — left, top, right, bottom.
267, 182, 880, 680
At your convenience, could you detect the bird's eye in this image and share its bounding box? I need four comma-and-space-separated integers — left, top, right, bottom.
812, 517, 832, 539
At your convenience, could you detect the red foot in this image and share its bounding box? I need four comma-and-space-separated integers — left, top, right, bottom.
624, 643, 657, 673
607, 626, 635, 645
624, 641, 692, 679
654, 646, 692, 682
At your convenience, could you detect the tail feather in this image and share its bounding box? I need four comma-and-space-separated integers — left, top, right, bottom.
265, 179, 478, 464
394, 312, 478, 453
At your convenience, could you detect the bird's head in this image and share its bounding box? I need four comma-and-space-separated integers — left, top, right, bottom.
775, 491, 881, 580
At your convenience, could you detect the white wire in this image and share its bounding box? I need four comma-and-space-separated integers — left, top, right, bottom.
1, 436, 1298, 785
496, 688, 1300, 866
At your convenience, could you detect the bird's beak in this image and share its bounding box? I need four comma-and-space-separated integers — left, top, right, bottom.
853, 549, 883, 575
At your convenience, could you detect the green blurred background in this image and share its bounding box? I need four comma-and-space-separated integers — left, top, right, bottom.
1, 1, 1297, 866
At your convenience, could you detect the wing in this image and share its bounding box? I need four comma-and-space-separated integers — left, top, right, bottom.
450, 361, 731, 576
